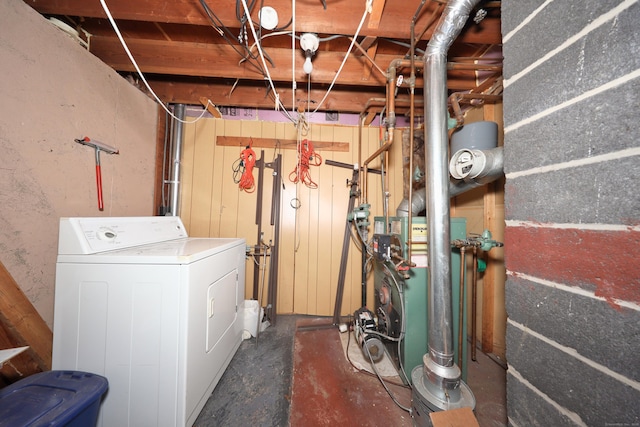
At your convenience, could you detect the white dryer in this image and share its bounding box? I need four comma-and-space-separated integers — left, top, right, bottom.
52, 216, 246, 427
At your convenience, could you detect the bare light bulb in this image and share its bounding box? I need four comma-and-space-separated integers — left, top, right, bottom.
303, 53, 313, 74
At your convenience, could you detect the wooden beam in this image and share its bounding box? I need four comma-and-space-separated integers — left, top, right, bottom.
482, 182, 496, 354
217, 136, 349, 152
0, 261, 52, 372
367, 0, 386, 29
89, 36, 391, 87
147, 79, 402, 113
0, 326, 39, 386
27, 0, 502, 44
356, 37, 379, 55
481, 102, 505, 356
90, 36, 482, 91
363, 43, 379, 81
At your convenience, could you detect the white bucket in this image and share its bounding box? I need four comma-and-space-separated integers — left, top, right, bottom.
241, 300, 268, 338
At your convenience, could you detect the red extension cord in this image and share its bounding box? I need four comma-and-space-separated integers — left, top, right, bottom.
289, 139, 322, 189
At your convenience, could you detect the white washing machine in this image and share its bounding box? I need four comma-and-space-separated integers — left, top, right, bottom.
52, 216, 246, 427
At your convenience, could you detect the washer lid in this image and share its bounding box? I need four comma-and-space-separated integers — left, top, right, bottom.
56, 237, 245, 265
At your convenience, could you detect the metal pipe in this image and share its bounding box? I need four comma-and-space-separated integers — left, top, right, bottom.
471, 247, 478, 362
449, 93, 503, 131
169, 104, 186, 216
458, 246, 466, 369
348, 36, 387, 78
395, 146, 503, 216
424, 0, 480, 380
362, 68, 397, 208
406, 0, 425, 262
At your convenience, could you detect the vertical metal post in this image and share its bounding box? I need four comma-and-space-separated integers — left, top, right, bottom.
169, 104, 185, 216
332, 167, 360, 325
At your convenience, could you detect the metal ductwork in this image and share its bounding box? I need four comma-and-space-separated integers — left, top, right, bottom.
411, 0, 480, 420
396, 147, 504, 217
168, 104, 186, 217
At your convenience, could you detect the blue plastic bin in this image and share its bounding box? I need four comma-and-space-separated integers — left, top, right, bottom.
0, 370, 108, 427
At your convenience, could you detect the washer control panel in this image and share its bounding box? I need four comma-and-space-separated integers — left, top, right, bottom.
58, 216, 188, 254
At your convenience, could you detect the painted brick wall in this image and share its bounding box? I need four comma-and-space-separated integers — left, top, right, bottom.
502, 1, 640, 426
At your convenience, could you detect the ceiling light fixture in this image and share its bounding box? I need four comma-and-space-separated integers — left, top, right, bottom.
300, 33, 319, 74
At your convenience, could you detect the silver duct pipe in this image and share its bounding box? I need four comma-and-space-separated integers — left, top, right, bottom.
425, 0, 481, 370
396, 147, 504, 216
412, 0, 480, 417
169, 104, 186, 216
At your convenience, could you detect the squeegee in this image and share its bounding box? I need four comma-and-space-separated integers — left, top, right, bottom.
75, 136, 119, 211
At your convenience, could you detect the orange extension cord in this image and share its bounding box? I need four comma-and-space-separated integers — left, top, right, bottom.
234, 140, 256, 192
289, 139, 322, 189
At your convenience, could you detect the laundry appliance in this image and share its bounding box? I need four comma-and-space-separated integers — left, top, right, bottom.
52, 216, 246, 427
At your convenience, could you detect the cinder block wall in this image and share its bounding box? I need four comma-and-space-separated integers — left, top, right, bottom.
502, 1, 640, 426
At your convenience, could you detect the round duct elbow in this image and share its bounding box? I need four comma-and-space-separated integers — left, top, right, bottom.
449, 147, 503, 181
396, 188, 427, 217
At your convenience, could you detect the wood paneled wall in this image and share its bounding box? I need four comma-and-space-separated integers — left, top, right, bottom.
179, 117, 404, 317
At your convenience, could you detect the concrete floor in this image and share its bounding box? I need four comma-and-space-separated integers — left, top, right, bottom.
195, 315, 506, 426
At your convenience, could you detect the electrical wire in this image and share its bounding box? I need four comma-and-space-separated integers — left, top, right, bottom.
382, 263, 410, 384
239, 0, 296, 124
362, 334, 412, 413
345, 317, 410, 390
99, 0, 213, 124
345, 314, 412, 413
235, 140, 257, 192
289, 139, 322, 189
311, 0, 373, 115
200, 0, 265, 75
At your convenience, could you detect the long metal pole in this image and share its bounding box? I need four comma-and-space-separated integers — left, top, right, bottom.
458, 247, 466, 369
169, 104, 185, 216
422, 1, 481, 406
332, 167, 360, 325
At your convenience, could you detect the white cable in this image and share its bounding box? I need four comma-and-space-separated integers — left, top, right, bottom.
240, 0, 295, 123
382, 263, 410, 384
311, 0, 372, 116
241, 30, 292, 63
292, 0, 297, 117
99, 0, 211, 124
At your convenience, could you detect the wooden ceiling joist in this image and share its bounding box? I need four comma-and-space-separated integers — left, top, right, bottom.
25, 0, 503, 112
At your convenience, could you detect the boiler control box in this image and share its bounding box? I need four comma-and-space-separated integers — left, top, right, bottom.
372, 234, 392, 261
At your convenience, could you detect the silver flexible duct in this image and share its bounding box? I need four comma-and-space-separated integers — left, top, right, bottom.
396, 147, 504, 217
424, 0, 480, 385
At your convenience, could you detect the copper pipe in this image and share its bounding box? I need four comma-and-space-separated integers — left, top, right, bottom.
362, 65, 397, 208
384, 149, 390, 224
447, 63, 502, 71
405, 0, 426, 261
471, 246, 478, 361
449, 92, 503, 134
348, 37, 387, 78
458, 246, 466, 369
406, 1, 445, 58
